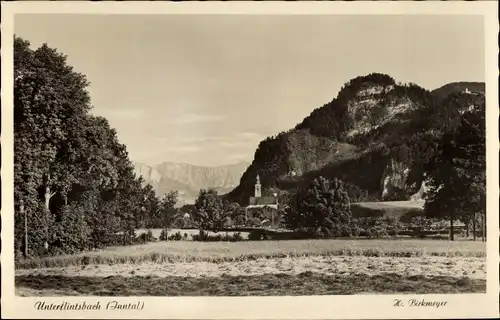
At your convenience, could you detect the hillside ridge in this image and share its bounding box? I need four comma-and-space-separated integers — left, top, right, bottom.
225, 73, 485, 206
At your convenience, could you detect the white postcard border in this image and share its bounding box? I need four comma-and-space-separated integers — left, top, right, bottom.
1, 1, 498, 319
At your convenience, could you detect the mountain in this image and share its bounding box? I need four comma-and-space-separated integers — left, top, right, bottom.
432, 82, 485, 102
134, 161, 250, 206
226, 73, 485, 206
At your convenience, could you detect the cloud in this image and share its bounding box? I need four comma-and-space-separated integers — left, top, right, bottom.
161, 145, 202, 154
216, 140, 248, 148
91, 108, 145, 120
164, 134, 263, 149
238, 131, 264, 140
127, 131, 264, 166
175, 113, 226, 124
226, 153, 253, 163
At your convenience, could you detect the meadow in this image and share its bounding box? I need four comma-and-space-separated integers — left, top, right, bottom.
17, 237, 485, 269
15, 236, 486, 296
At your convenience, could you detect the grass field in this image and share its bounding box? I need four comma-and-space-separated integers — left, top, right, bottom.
350, 200, 425, 223
16, 238, 486, 296
16, 273, 484, 296
17, 238, 486, 269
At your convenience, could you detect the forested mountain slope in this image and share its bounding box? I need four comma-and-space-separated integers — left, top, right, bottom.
226, 73, 485, 205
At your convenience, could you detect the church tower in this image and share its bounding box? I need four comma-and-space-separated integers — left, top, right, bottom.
255, 174, 262, 198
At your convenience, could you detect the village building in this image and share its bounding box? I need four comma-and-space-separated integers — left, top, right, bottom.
245, 174, 278, 225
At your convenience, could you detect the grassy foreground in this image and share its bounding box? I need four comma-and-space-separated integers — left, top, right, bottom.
18, 239, 486, 269
16, 272, 485, 296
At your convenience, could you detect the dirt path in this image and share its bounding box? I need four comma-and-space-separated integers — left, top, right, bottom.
16, 255, 486, 280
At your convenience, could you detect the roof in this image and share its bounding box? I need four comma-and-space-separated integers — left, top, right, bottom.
249, 196, 277, 206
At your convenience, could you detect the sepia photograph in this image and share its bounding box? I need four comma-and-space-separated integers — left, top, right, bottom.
1, 1, 498, 319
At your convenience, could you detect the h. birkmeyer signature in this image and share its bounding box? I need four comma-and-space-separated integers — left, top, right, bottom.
394, 299, 448, 308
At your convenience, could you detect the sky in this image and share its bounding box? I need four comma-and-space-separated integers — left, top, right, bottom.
15, 14, 485, 167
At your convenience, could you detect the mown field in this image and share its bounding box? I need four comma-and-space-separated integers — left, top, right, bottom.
15, 238, 486, 296
17, 238, 485, 269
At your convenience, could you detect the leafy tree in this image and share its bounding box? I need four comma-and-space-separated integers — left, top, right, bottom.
13, 36, 162, 256
137, 184, 159, 229
14, 37, 93, 252
285, 176, 352, 237
224, 202, 245, 227
156, 190, 179, 234
192, 189, 229, 232
423, 104, 485, 241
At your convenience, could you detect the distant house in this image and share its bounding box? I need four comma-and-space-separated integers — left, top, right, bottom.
245, 174, 278, 223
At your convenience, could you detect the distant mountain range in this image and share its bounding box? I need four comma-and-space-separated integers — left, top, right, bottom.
134, 161, 250, 206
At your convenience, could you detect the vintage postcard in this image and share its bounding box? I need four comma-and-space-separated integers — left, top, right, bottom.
1, 1, 498, 319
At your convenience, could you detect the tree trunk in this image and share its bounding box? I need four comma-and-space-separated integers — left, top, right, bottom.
44, 184, 51, 211
20, 200, 28, 258
472, 213, 476, 241
43, 180, 55, 252
465, 220, 470, 238
449, 215, 454, 241
482, 212, 486, 242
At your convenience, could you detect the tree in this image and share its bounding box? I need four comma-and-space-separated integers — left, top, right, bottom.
423, 104, 485, 241
285, 176, 352, 237
157, 191, 179, 230
14, 37, 94, 252
14, 36, 161, 256
225, 202, 245, 227
192, 189, 229, 233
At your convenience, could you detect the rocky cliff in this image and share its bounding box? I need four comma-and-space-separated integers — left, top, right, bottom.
226, 73, 485, 205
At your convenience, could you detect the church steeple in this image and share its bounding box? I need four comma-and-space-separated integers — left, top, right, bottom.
255, 174, 262, 198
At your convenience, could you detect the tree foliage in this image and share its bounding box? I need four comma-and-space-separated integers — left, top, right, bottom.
14, 37, 164, 257
285, 176, 352, 237
192, 189, 231, 232
423, 102, 485, 241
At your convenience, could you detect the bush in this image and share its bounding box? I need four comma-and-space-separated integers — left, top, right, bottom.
349, 216, 401, 238
23, 202, 56, 257
350, 219, 363, 237
50, 204, 92, 255
366, 225, 389, 238
230, 232, 244, 241
167, 231, 183, 241
248, 230, 265, 240
346, 216, 447, 239
191, 230, 209, 241
192, 230, 245, 242
410, 216, 434, 238
246, 217, 263, 228
146, 229, 155, 241
159, 228, 169, 241
136, 229, 156, 244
